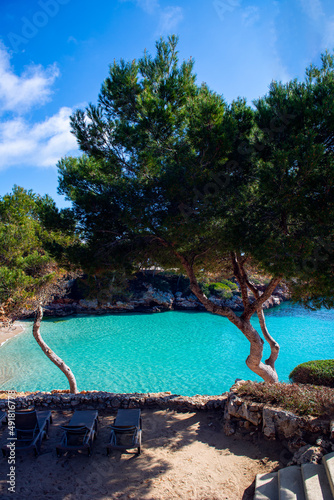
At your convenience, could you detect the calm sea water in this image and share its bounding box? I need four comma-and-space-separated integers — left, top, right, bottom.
0, 302, 333, 395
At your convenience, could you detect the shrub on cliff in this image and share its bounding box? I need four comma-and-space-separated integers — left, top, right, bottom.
202, 282, 235, 299
289, 360, 334, 388
235, 380, 334, 417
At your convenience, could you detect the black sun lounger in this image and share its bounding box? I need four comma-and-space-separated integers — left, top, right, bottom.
0, 411, 7, 426
2, 408, 52, 457
107, 409, 142, 456
56, 410, 98, 457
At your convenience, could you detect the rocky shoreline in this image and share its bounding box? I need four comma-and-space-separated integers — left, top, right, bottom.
39, 281, 290, 318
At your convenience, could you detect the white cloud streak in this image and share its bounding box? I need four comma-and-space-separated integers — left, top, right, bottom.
0, 44, 78, 171
0, 107, 78, 171
157, 6, 183, 35
0, 43, 59, 114
299, 0, 324, 21
119, 0, 183, 34
298, 0, 334, 50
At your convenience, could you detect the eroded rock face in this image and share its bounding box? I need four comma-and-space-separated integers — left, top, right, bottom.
274, 409, 303, 440
227, 394, 262, 426
290, 444, 323, 465
78, 299, 98, 309
141, 285, 174, 309
223, 383, 332, 453
40, 275, 290, 318
263, 407, 276, 439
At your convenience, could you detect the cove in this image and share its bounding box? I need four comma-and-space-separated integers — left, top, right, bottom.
1, 302, 333, 396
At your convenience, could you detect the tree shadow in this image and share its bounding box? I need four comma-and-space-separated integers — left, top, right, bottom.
0, 408, 284, 499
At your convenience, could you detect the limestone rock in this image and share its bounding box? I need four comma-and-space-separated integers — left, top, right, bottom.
226, 394, 261, 426
291, 445, 323, 465
263, 408, 276, 439
262, 407, 303, 440
274, 409, 303, 439
142, 285, 174, 309
114, 301, 135, 310
78, 298, 98, 309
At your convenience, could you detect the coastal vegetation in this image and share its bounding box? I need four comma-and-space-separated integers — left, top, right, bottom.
235, 381, 334, 418
290, 360, 334, 388
1, 37, 334, 392
57, 36, 334, 385
0, 186, 79, 392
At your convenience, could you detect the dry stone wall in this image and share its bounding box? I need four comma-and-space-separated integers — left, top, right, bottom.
1, 385, 331, 450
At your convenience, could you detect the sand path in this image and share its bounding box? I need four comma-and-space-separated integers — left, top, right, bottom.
0, 409, 283, 500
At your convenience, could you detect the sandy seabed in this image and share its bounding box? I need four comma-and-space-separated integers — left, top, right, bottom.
0, 322, 25, 346
0, 409, 283, 500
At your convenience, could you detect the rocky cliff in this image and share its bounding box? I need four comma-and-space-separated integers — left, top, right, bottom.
40, 273, 290, 318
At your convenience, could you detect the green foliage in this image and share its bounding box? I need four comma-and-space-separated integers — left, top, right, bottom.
202, 282, 233, 299
246, 51, 334, 306
235, 381, 334, 417
77, 272, 131, 303
0, 186, 78, 321
220, 279, 238, 290
58, 36, 255, 277
57, 37, 334, 310
289, 360, 334, 387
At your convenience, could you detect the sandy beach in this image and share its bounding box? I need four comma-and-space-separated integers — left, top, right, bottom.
0, 409, 283, 500
0, 322, 25, 347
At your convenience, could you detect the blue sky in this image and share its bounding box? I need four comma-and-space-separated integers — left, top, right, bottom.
0, 0, 334, 207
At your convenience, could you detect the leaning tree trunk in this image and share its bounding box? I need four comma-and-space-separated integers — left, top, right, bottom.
172, 250, 282, 384
33, 305, 78, 393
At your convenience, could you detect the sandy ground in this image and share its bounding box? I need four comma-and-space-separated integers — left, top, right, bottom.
0, 323, 25, 346
0, 409, 284, 500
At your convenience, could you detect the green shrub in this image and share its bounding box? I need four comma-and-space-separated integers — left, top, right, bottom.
220, 279, 238, 291
289, 360, 334, 388
202, 282, 233, 299
235, 380, 334, 417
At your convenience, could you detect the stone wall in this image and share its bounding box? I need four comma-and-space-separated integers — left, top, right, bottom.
1, 387, 331, 448
0, 391, 227, 413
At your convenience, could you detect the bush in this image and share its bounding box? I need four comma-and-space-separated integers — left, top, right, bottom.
235, 380, 334, 417
202, 282, 233, 299
220, 279, 238, 291
289, 360, 334, 388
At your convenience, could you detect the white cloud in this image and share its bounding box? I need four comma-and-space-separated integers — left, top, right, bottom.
0, 43, 59, 114
157, 6, 183, 35
0, 107, 78, 170
0, 44, 78, 171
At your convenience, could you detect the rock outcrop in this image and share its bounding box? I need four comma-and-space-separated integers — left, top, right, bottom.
38, 275, 290, 318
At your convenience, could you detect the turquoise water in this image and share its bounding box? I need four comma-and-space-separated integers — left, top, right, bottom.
0, 302, 333, 395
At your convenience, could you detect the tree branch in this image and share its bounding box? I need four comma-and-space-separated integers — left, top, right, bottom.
242, 276, 282, 321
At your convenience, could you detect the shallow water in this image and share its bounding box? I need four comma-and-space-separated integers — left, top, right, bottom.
0, 302, 333, 395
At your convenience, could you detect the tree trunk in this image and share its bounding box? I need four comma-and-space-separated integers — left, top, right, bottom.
242, 320, 279, 383
174, 251, 281, 384
33, 306, 78, 394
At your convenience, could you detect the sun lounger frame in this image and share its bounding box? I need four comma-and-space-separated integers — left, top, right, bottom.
107, 409, 142, 455
0, 411, 7, 426
1, 408, 52, 457
56, 410, 98, 457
